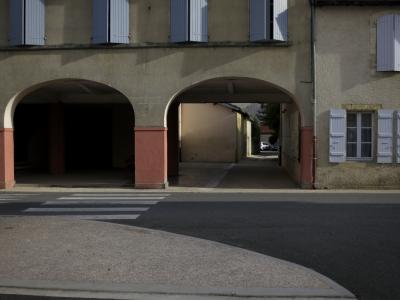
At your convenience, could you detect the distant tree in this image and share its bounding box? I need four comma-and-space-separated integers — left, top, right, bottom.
257, 103, 280, 145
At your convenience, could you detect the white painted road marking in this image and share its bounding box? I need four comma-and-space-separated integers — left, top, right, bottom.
71, 194, 169, 197
43, 200, 159, 205
57, 197, 165, 200
0, 215, 140, 220
24, 207, 149, 213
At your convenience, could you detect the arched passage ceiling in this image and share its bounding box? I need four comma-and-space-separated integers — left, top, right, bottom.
176, 78, 293, 104
20, 80, 128, 104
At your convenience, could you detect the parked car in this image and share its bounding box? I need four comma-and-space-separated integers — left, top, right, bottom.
260, 142, 271, 151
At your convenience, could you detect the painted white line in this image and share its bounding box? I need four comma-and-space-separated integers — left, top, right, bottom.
205, 163, 235, 188
57, 197, 165, 200
71, 194, 169, 197
24, 207, 149, 213
0, 194, 37, 196
43, 200, 159, 205
64, 215, 140, 220
0, 215, 140, 220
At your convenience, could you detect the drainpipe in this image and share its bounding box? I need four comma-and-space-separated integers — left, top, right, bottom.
310, 0, 318, 189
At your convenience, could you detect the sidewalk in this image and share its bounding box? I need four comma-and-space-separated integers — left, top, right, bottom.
0, 217, 355, 300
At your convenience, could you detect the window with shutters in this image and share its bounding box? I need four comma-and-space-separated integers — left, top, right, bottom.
170, 0, 208, 43
9, 0, 45, 46
92, 0, 129, 44
250, 0, 288, 42
346, 112, 373, 160
377, 14, 400, 71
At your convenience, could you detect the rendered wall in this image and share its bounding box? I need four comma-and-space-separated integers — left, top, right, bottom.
181, 104, 237, 163
315, 6, 400, 189
0, 0, 313, 128
281, 103, 301, 183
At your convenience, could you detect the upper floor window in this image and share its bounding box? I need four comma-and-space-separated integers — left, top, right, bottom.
9, 0, 45, 46
92, 0, 129, 44
170, 0, 208, 43
377, 14, 400, 72
250, 0, 288, 42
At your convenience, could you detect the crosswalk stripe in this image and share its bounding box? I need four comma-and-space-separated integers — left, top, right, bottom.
57, 197, 165, 200
62, 215, 140, 220
71, 194, 169, 197
43, 200, 159, 205
0, 215, 140, 220
24, 207, 149, 213
0, 194, 37, 196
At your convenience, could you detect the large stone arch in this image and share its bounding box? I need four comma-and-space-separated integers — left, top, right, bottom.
0, 78, 135, 189
133, 76, 313, 189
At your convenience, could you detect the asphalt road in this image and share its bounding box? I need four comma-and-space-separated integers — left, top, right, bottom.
1, 191, 400, 300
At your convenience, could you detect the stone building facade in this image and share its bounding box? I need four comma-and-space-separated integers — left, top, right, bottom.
0, 0, 398, 189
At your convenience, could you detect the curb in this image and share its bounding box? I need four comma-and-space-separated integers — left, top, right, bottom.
0, 280, 357, 300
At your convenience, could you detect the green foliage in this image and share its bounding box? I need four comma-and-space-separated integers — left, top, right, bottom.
257, 103, 280, 134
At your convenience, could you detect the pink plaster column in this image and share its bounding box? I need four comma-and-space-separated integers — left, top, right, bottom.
0, 129, 15, 189
48, 103, 65, 175
167, 103, 180, 177
300, 127, 314, 189
135, 127, 168, 189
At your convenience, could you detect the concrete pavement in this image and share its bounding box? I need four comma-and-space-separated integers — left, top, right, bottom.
0, 216, 355, 300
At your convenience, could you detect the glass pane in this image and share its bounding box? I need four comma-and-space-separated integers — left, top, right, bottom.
347, 143, 357, 157
361, 113, 372, 127
361, 143, 372, 158
347, 113, 357, 127
361, 128, 372, 143
347, 128, 357, 143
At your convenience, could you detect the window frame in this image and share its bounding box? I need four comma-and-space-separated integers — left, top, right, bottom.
346, 111, 374, 162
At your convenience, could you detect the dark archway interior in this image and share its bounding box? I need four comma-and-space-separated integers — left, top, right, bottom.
13, 80, 135, 187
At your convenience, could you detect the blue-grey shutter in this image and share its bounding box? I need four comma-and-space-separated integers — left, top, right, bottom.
250, 0, 269, 42
25, 0, 45, 45
110, 0, 129, 44
170, 0, 188, 42
377, 110, 394, 163
377, 14, 395, 71
397, 111, 400, 163
9, 0, 24, 46
189, 0, 208, 42
395, 15, 400, 71
329, 109, 346, 163
92, 0, 109, 44
272, 0, 288, 41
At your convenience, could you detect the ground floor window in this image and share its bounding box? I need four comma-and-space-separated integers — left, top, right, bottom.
346, 112, 373, 160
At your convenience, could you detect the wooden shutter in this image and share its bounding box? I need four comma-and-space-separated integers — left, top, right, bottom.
397, 111, 400, 163
377, 110, 394, 163
92, 0, 109, 44
272, 0, 288, 41
250, 0, 269, 42
395, 15, 400, 71
25, 0, 45, 45
9, 0, 24, 46
9, 0, 45, 46
377, 14, 397, 71
170, 0, 189, 42
109, 0, 129, 44
329, 109, 346, 163
189, 0, 208, 42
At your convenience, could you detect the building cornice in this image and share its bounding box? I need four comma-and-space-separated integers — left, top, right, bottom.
0, 41, 290, 52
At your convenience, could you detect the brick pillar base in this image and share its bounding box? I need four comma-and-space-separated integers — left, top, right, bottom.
135, 127, 168, 189
167, 103, 180, 177
0, 129, 15, 189
49, 103, 65, 175
300, 127, 313, 189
